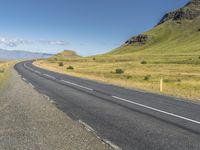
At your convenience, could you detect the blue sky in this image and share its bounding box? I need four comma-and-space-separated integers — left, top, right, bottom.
0, 0, 189, 56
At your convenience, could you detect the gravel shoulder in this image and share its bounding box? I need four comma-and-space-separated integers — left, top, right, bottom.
0, 68, 111, 150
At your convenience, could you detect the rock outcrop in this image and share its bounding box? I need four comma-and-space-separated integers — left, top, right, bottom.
125, 34, 149, 45
158, 0, 200, 25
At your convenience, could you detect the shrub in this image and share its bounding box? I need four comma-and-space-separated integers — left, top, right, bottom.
144, 74, 151, 80
198, 56, 200, 59
141, 60, 147, 64
115, 69, 124, 74
126, 75, 132, 79
67, 66, 74, 70
93, 57, 96, 61
58, 62, 64, 66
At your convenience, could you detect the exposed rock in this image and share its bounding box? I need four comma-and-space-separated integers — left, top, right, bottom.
125, 34, 149, 45
157, 0, 200, 25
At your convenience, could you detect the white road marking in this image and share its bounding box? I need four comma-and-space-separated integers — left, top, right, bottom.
43, 74, 56, 80
22, 78, 27, 81
24, 63, 28, 69
78, 120, 95, 132
29, 83, 35, 88
61, 80, 93, 91
112, 96, 200, 125
24, 63, 42, 75
34, 70, 41, 74
24, 63, 33, 71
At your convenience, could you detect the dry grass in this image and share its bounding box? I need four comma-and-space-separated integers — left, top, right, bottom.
34, 55, 200, 101
0, 61, 15, 88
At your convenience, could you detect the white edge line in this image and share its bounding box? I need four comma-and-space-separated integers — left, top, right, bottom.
78, 120, 95, 132
22, 78, 27, 81
28, 83, 34, 88
112, 96, 200, 125
78, 120, 121, 150
61, 80, 93, 91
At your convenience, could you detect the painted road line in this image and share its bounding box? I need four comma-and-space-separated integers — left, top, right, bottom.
43, 74, 56, 80
24, 63, 28, 69
34, 70, 41, 74
22, 78, 27, 81
112, 96, 200, 125
29, 82, 35, 88
61, 80, 93, 91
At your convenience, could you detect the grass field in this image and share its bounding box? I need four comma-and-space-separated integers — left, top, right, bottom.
34, 53, 200, 101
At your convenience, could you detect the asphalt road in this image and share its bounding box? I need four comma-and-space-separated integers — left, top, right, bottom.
15, 61, 200, 150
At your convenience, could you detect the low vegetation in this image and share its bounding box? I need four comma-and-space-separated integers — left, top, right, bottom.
115, 69, 124, 74
67, 65, 74, 70
0, 61, 13, 87
58, 62, 64, 66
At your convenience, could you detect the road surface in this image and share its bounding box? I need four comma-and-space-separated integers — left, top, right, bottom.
15, 61, 200, 150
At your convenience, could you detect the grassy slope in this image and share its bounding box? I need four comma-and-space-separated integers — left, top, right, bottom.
35, 17, 200, 101
109, 17, 200, 55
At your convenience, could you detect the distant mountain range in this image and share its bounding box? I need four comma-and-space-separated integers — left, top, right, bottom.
0, 49, 53, 60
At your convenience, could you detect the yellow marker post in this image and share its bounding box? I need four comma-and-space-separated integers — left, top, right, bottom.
160, 78, 163, 92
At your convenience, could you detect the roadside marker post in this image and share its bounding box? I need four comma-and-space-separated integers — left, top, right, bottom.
160, 78, 163, 92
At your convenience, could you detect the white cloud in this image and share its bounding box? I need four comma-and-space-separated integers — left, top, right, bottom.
0, 37, 30, 47
0, 37, 69, 47
38, 40, 70, 46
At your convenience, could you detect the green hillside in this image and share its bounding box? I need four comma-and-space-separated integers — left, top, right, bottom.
109, 0, 200, 55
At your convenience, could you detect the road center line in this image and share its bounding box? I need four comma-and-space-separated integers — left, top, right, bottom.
112, 96, 200, 125
43, 74, 56, 80
34, 70, 41, 74
61, 80, 93, 91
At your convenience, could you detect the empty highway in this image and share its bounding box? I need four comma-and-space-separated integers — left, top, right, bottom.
14, 61, 200, 150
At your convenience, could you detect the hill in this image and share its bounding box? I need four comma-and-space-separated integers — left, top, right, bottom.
49, 50, 81, 61
0, 49, 52, 60
109, 0, 200, 55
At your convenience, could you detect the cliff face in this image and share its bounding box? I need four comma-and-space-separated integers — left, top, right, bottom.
157, 0, 200, 25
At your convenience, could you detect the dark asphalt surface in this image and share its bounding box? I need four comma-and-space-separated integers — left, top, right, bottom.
14, 61, 200, 150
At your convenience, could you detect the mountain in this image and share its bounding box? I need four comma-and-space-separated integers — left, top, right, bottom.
0, 49, 52, 60
109, 0, 200, 55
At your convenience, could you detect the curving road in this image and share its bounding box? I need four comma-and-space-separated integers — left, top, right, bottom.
15, 61, 200, 150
